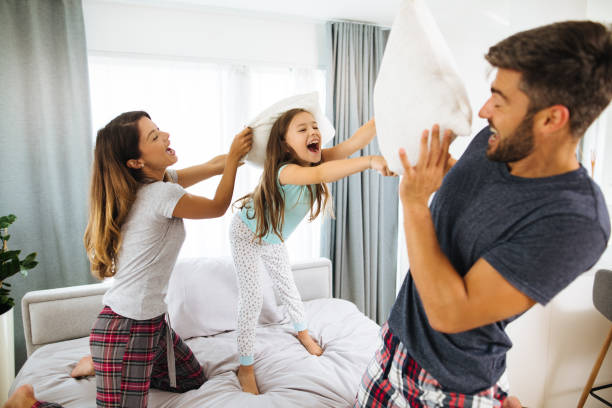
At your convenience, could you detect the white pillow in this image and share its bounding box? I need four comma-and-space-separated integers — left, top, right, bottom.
165, 256, 287, 339
374, 0, 472, 174
245, 92, 335, 167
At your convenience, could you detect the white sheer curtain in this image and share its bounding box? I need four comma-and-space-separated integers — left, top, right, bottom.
579, 105, 610, 183
88, 55, 326, 262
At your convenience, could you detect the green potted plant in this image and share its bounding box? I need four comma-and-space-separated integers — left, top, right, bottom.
0, 214, 38, 316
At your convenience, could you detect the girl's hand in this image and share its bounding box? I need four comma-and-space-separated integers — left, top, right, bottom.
229, 127, 253, 162
399, 124, 453, 207
370, 155, 396, 177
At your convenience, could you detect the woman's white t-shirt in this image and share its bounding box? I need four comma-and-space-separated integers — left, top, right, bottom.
103, 169, 186, 320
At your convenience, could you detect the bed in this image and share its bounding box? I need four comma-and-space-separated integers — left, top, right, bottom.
11, 257, 381, 407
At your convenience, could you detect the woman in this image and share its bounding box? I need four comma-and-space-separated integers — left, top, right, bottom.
5, 111, 252, 408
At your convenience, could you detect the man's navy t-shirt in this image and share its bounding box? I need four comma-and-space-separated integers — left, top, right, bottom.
387, 126, 610, 394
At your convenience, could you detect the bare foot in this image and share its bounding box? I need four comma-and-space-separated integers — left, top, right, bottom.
237, 365, 260, 395
502, 396, 523, 408
3, 384, 38, 408
70, 355, 95, 378
297, 330, 323, 356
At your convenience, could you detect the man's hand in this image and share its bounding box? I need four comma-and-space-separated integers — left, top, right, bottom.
398, 124, 452, 207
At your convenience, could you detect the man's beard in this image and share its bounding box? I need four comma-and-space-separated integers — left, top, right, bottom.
486, 112, 536, 163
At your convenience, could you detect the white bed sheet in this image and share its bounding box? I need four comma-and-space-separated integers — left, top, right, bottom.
12, 298, 381, 408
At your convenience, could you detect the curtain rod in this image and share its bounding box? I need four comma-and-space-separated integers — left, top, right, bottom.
327, 18, 391, 30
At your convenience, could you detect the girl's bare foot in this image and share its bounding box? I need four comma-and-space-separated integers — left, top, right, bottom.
237, 365, 260, 395
70, 355, 95, 378
297, 329, 323, 356
3, 384, 38, 408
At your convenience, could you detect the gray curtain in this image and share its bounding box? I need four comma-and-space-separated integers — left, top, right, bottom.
321, 21, 398, 324
0, 0, 94, 370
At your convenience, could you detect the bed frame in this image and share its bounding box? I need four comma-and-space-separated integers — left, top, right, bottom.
21, 258, 332, 357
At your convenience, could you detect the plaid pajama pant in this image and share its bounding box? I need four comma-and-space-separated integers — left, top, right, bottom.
354, 323, 509, 408
35, 306, 205, 408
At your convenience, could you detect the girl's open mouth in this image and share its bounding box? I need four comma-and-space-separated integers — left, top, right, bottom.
307, 142, 320, 153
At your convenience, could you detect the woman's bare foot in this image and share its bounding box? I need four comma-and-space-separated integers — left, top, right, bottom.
3, 384, 38, 408
502, 396, 523, 408
297, 330, 323, 356
70, 355, 95, 378
237, 365, 260, 395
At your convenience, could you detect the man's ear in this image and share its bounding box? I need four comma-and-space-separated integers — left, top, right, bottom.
126, 159, 144, 169
539, 105, 570, 133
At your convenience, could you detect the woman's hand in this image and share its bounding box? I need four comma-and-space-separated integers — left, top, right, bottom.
228, 127, 253, 163
205, 154, 228, 176
399, 124, 453, 207
370, 155, 396, 177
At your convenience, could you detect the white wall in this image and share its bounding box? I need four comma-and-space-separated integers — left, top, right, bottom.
507, 273, 612, 408
83, 0, 328, 68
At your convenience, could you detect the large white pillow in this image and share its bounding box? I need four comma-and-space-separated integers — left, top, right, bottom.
245, 92, 335, 167
165, 256, 287, 339
374, 0, 472, 174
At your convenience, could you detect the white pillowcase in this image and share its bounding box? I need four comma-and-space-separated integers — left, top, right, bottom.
165, 256, 287, 339
245, 92, 335, 167
374, 0, 472, 174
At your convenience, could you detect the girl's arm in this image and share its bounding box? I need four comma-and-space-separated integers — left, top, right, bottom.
176, 154, 228, 188
279, 155, 392, 186
321, 118, 376, 162
172, 128, 253, 219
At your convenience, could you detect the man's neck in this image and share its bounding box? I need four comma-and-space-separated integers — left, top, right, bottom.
507, 137, 580, 178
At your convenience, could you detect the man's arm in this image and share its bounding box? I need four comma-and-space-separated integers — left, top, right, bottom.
399, 125, 535, 333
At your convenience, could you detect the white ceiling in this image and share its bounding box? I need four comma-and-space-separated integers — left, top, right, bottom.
95, 0, 612, 28
117, 0, 402, 26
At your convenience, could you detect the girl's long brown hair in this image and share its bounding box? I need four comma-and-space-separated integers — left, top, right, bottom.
236, 108, 330, 242
84, 111, 169, 279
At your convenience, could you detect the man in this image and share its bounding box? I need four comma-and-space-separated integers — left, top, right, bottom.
355, 21, 612, 407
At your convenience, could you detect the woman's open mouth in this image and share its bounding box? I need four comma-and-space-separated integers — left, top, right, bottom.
166, 147, 175, 156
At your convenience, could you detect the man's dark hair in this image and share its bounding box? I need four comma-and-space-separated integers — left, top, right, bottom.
485, 21, 612, 137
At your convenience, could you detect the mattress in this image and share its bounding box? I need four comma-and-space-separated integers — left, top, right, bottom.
12, 298, 381, 408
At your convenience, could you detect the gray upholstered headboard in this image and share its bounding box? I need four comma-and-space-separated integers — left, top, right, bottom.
21, 257, 332, 357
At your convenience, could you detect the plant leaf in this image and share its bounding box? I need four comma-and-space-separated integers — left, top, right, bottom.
0, 250, 21, 261
0, 214, 16, 228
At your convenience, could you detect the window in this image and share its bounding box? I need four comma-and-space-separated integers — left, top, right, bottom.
88, 54, 327, 262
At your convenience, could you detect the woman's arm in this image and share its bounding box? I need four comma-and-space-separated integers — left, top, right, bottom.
172, 128, 253, 219
176, 155, 227, 188
279, 155, 392, 186
321, 118, 376, 162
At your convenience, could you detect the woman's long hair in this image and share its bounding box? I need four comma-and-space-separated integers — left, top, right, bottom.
84, 111, 163, 279
235, 108, 330, 242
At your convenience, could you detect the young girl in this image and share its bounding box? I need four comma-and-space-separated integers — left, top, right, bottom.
5, 111, 252, 408
231, 108, 392, 394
